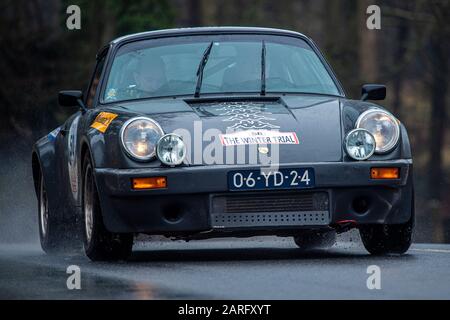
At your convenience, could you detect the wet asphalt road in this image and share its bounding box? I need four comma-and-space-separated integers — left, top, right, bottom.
0, 237, 449, 299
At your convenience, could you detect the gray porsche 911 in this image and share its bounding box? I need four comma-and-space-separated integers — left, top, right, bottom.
32, 27, 414, 261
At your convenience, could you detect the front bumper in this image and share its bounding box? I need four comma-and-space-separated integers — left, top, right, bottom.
94, 160, 413, 235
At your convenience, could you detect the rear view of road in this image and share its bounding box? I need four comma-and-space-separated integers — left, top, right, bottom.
0, 238, 449, 299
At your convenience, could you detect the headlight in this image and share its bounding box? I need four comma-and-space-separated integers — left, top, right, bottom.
157, 134, 186, 166
120, 117, 164, 161
345, 129, 376, 160
356, 109, 400, 153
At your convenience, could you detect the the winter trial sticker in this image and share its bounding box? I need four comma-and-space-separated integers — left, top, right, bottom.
220, 130, 299, 146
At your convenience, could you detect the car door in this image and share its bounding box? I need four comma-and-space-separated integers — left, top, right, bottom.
60, 50, 108, 208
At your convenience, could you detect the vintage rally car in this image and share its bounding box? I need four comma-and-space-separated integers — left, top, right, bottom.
32, 27, 414, 261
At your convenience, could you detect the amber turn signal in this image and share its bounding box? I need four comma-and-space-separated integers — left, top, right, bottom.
132, 177, 167, 189
370, 167, 399, 179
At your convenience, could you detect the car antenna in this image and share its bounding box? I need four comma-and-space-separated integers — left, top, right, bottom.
261, 40, 266, 96
194, 41, 214, 98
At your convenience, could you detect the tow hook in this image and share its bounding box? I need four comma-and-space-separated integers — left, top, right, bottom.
334, 220, 358, 233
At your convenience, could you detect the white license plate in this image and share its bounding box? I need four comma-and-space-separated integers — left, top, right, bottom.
228, 168, 315, 191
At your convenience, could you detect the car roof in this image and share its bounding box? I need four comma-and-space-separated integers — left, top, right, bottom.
110, 26, 309, 45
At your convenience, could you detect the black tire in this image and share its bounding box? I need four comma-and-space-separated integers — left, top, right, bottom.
294, 230, 336, 250
359, 218, 413, 255
82, 153, 133, 261
359, 186, 415, 255
38, 171, 74, 254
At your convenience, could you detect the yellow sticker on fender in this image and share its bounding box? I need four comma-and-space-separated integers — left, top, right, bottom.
90, 112, 118, 133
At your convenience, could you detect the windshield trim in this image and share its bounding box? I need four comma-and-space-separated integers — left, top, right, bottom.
98, 91, 344, 107
99, 32, 346, 105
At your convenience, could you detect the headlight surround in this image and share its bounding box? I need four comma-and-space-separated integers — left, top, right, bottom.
356, 109, 400, 154
120, 117, 164, 161
157, 134, 187, 166
344, 128, 376, 161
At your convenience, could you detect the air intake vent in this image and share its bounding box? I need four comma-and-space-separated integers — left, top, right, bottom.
211, 192, 330, 229
212, 192, 328, 214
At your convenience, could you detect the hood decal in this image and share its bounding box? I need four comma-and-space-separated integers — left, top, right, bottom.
217, 102, 280, 130
193, 101, 285, 130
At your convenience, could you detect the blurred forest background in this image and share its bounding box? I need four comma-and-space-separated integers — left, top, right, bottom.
0, 0, 449, 243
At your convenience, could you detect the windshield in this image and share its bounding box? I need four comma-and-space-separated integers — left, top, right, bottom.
103, 34, 341, 102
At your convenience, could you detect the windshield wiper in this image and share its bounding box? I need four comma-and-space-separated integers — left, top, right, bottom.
260, 40, 266, 96
194, 41, 214, 98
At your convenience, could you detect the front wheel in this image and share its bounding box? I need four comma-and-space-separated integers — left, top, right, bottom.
359, 220, 413, 255
359, 194, 414, 255
294, 230, 336, 251
82, 154, 133, 261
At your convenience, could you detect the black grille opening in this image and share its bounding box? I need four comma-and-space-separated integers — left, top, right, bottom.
212, 192, 329, 214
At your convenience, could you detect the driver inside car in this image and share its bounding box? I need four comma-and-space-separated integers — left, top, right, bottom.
222, 49, 260, 92
132, 56, 168, 97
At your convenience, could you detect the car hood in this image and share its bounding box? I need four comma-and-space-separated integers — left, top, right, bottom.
106, 95, 343, 164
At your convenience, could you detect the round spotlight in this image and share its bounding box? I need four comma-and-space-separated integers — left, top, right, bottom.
345, 129, 376, 161
157, 134, 186, 166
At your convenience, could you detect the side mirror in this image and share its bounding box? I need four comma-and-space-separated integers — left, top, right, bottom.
361, 84, 386, 101
58, 90, 87, 112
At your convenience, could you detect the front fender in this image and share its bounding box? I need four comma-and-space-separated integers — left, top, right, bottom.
81, 110, 163, 169
340, 100, 412, 161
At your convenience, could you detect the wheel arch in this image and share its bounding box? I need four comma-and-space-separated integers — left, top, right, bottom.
76, 138, 94, 206
399, 122, 412, 159
80, 139, 92, 167
31, 138, 58, 199
31, 138, 65, 222
31, 151, 41, 196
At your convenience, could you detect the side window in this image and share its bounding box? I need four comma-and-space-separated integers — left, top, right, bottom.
86, 55, 106, 108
